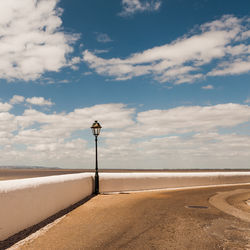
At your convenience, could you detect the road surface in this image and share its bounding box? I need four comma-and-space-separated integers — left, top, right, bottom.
11, 184, 250, 250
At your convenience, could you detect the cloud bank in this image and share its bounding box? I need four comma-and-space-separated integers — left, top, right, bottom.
0, 97, 250, 169
83, 15, 250, 84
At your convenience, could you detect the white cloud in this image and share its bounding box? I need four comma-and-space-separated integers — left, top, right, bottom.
202, 85, 214, 90
68, 56, 81, 70
26, 97, 54, 106
10, 95, 25, 104
0, 102, 12, 112
83, 15, 250, 84
119, 0, 161, 16
208, 59, 250, 76
100, 104, 250, 169
0, 100, 250, 169
95, 33, 112, 43
135, 133, 250, 163
103, 103, 250, 139
0, 0, 78, 81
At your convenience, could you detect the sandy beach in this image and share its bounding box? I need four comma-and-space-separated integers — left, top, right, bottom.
8, 184, 250, 250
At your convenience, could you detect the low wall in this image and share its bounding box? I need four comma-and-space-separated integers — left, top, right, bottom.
1, 171, 250, 241
0, 173, 94, 241
99, 172, 250, 193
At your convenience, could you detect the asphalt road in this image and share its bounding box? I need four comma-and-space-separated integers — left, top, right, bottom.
15, 185, 250, 250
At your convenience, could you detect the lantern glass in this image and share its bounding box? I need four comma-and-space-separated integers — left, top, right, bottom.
91, 121, 102, 136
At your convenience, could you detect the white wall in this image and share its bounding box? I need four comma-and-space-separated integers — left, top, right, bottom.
0, 173, 94, 241
99, 172, 250, 193
1, 171, 250, 241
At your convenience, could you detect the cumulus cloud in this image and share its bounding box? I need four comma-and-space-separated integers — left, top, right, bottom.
83, 15, 250, 84
67, 56, 81, 70
10, 95, 25, 104
0, 100, 250, 168
8, 95, 56, 111
103, 103, 250, 139
0, 102, 12, 112
119, 0, 161, 16
0, 0, 78, 81
25, 97, 54, 106
135, 133, 250, 163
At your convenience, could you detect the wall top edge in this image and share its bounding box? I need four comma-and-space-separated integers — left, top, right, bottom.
0, 173, 94, 193
99, 172, 250, 179
1, 171, 250, 193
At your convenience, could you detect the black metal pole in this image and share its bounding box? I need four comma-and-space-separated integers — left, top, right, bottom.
95, 135, 99, 194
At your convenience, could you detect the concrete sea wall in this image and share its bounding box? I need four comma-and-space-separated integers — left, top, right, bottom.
0, 171, 250, 241
99, 172, 250, 192
0, 173, 93, 241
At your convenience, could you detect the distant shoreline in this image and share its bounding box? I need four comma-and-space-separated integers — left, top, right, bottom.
1, 167, 250, 171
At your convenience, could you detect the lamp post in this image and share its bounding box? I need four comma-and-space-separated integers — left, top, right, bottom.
91, 120, 102, 195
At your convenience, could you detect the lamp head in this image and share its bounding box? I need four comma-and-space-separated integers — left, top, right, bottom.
91, 120, 102, 136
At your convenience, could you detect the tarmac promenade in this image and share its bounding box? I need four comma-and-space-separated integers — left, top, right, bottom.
11, 184, 250, 250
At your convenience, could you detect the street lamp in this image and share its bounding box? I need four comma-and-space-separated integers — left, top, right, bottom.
91, 120, 102, 194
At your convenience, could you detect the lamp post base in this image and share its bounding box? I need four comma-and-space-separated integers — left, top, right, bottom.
95, 173, 99, 195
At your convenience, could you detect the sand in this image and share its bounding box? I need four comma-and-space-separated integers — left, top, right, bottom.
9, 184, 250, 250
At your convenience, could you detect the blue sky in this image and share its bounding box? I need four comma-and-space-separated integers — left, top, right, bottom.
0, 0, 249, 169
